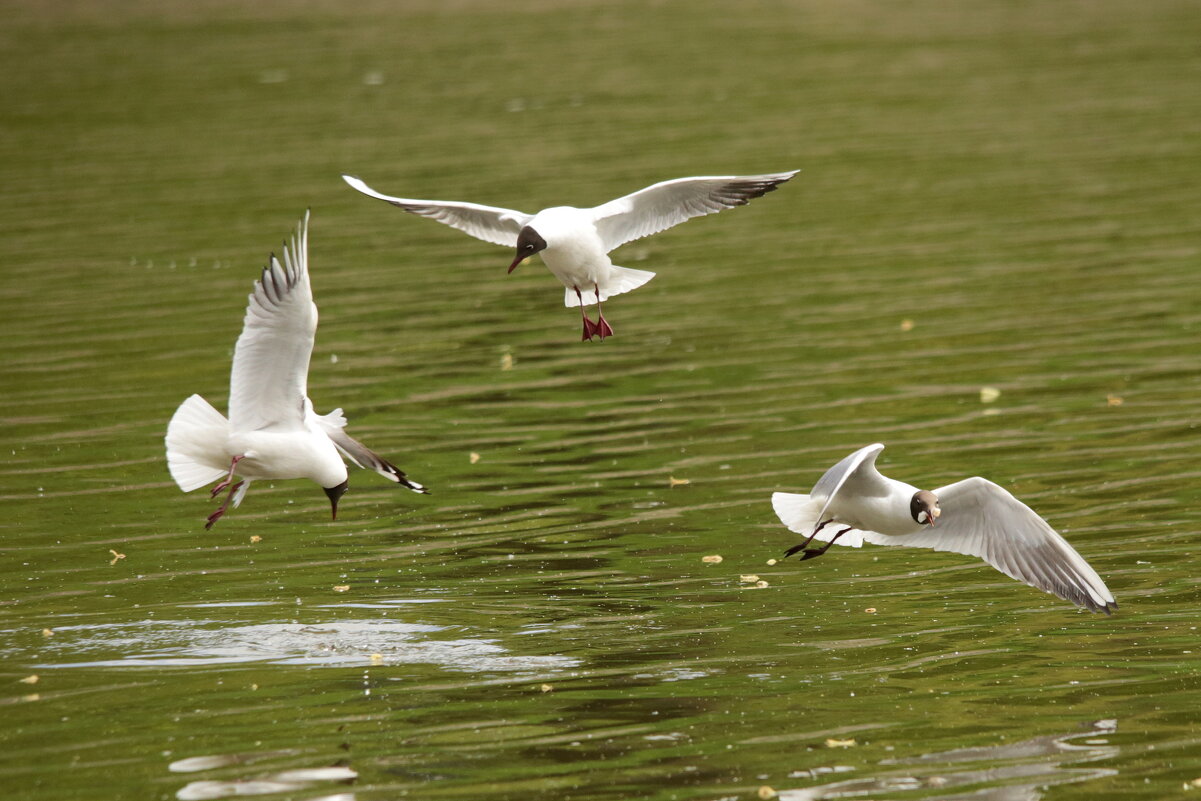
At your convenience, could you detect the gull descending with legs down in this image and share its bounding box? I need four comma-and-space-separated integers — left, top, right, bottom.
165, 211, 427, 529
342, 170, 797, 341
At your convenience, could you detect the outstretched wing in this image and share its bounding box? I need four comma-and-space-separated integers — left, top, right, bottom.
314, 409, 427, 493
228, 211, 316, 434
342, 174, 532, 247
863, 477, 1116, 613
590, 171, 798, 252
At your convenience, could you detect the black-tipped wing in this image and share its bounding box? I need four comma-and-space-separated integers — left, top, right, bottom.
228, 211, 315, 434
590, 171, 798, 252
342, 174, 532, 247
314, 409, 427, 493
863, 477, 1116, 613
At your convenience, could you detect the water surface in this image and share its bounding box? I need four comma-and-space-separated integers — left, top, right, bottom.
2, 1, 1200, 799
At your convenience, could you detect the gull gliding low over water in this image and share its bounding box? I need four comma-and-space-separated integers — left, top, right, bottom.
165, 211, 427, 529
342, 170, 797, 341
771, 444, 1116, 613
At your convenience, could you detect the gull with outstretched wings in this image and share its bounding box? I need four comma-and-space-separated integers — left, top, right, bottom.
342, 170, 797, 341
772, 444, 1116, 613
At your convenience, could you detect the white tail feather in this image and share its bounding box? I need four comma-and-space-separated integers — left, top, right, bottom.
772, 492, 820, 533
564, 266, 656, 307
166, 394, 230, 492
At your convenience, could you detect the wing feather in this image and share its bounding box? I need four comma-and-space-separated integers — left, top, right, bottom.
313, 410, 427, 493
342, 174, 531, 247
811, 443, 887, 524
861, 477, 1116, 613
228, 212, 316, 434
591, 171, 798, 252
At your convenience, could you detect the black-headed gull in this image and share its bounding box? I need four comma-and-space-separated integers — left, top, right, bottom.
771, 444, 1116, 613
342, 171, 797, 341
165, 211, 427, 529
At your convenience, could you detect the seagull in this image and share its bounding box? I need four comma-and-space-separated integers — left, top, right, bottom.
165, 211, 427, 529
341, 170, 797, 341
771, 444, 1116, 613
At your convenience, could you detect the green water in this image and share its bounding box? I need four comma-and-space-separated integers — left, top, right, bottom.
2, 1, 1200, 799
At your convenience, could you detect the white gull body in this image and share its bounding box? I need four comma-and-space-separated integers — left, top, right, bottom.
165, 211, 426, 528
771, 443, 1116, 613
342, 170, 797, 340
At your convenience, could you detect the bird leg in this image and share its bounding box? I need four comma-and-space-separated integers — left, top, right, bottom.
575, 287, 599, 341
798, 526, 853, 561
210, 454, 245, 498
594, 283, 613, 340
783, 519, 831, 559
205, 480, 244, 530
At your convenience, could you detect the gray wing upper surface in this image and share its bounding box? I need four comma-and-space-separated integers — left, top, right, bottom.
862, 476, 1116, 612
342, 174, 531, 247
590, 171, 798, 253
228, 212, 316, 434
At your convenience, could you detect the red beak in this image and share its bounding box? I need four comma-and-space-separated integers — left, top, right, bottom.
507, 255, 524, 274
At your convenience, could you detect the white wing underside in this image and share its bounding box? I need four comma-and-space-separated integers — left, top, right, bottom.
228, 211, 316, 434
342, 175, 532, 247
590, 171, 798, 252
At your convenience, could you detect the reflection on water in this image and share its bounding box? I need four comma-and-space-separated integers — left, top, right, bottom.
780, 720, 1118, 801
22, 617, 579, 672
171, 758, 356, 801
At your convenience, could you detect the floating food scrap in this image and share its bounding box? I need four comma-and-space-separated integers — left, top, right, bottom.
979, 387, 1001, 403
1107, 394, 1123, 407
540, 684, 554, 693
41, 629, 53, 638
108, 549, 125, 565
899, 319, 914, 332
500, 352, 514, 371
470, 452, 481, 464
864, 607, 877, 614
826, 737, 857, 748
702, 555, 723, 564
740, 575, 760, 583
250, 535, 262, 543
333, 585, 350, 593
669, 476, 690, 487
758, 786, 776, 800
755, 580, 769, 588
766, 558, 778, 566
19, 675, 38, 685
370, 653, 384, 665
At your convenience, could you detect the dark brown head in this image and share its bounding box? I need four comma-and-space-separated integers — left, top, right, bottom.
909, 490, 941, 527
324, 479, 349, 521
508, 226, 547, 273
